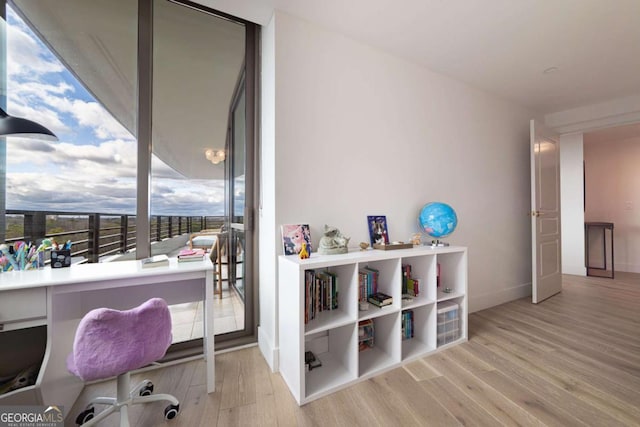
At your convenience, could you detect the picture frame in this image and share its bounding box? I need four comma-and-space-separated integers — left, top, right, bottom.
281, 224, 312, 255
367, 215, 389, 246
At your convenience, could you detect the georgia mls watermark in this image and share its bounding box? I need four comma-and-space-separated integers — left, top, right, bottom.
0, 406, 64, 427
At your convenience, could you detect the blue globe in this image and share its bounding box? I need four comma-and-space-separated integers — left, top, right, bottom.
419, 202, 458, 239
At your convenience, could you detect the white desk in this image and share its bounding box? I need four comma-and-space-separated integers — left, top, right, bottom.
0, 258, 214, 411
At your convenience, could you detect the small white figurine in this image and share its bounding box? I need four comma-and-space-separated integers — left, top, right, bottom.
318, 225, 350, 255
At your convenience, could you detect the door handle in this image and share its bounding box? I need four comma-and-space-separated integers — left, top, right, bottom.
531, 211, 545, 217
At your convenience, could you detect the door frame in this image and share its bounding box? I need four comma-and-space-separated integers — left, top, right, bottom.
219, 21, 260, 349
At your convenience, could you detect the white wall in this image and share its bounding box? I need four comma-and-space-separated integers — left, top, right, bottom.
560, 133, 586, 276
584, 136, 640, 273
256, 11, 537, 369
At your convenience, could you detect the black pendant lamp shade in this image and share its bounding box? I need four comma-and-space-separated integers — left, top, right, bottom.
0, 107, 58, 141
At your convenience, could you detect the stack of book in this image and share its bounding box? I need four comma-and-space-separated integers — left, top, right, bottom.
402, 309, 414, 340
367, 292, 393, 308
177, 248, 206, 262
358, 319, 375, 351
358, 266, 379, 303
401, 263, 420, 297
304, 269, 339, 324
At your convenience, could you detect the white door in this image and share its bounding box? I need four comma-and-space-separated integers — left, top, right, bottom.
530, 119, 562, 303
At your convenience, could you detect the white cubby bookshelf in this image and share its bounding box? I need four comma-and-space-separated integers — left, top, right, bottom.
278, 245, 467, 405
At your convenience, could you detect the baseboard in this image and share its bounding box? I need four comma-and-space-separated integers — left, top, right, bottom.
469, 282, 532, 313
562, 264, 586, 276
615, 263, 640, 273
258, 326, 279, 372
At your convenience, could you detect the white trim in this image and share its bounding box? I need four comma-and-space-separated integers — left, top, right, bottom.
545, 94, 640, 134
615, 263, 640, 274
258, 325, 278, 372
469, 282, 531, 313
216, 342, 258, 355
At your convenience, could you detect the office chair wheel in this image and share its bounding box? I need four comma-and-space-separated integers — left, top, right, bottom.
75, 406, 95, 425
164, 403, 180, 420
140, 382, 154, 396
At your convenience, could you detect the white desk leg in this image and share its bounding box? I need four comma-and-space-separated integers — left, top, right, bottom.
40, 291, 84, 410
204, 272, 215, 393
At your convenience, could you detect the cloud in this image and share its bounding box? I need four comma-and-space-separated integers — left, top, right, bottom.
9, 79, 74, 100
6, 8, 131, 141
7, 136, 224, 216
64, 99, 133, 140
8, 81, 132, 140
8, 138, 136, 175
5, 101, 70, 135
17, 139, 55, 153
6, 23, 63, 77
4, 5, 226, 218
7, 170, 224, 216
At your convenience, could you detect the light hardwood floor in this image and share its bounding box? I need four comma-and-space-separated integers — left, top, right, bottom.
68, 273, 640, 426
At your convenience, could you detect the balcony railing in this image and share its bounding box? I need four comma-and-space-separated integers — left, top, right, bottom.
5, 210, 223, 263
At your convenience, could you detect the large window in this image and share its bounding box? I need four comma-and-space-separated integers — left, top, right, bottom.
2, 0, 258, 346
3, 1, 138, 255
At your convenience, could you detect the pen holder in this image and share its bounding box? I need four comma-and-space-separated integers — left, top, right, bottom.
51, 249, 71, 268
26, 251, 46, 270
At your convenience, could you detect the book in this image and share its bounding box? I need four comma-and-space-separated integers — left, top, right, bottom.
358, 319, 375, 351
304, 269, 338, 324
281, 224, 312, 255
407, 278, 420, 297
402, 264, 420, 297
402, 264, 411, 294
402, 310, 414, 340
372, 242, 412, 250
178, 255, 205, 262
178, 248, 205, 257
368, 292, 393, 307
367, 215, 389, 247
141, 254, 169, 268
359, 266, 379, 300
177, 248, 205, 262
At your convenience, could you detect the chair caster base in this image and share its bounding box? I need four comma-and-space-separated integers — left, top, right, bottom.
75, 406, 95, 425
165, 403, 180, 420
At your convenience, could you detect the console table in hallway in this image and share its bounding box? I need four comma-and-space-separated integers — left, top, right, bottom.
585, 221, 614, 279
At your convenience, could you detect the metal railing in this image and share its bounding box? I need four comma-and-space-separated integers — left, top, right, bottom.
5, 210, 223, 263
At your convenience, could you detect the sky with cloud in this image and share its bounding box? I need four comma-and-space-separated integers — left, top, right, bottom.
4, 5, 228, 217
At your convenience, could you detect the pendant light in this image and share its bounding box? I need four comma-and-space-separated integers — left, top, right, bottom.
0, 107, 58, 140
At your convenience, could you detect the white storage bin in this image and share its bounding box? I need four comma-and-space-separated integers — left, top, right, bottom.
437, 301, 459, 346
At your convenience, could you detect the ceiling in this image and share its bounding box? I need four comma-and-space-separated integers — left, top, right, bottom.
200, 0, 640, 115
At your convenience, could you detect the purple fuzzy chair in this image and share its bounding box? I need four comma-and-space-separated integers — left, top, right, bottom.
67, 298, 180, 426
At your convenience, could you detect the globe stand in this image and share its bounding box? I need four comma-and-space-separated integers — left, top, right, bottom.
428, 239, 449, 247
